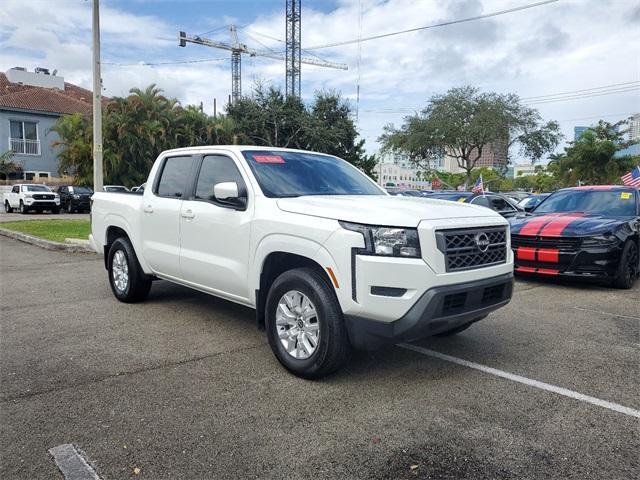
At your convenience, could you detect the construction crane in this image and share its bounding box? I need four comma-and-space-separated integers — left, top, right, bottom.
285, 0, 301, 98
178, 25, 347, 103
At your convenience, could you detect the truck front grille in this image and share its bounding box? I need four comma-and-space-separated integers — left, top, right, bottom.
436, 227, 508, 272
33, 194, 54, 200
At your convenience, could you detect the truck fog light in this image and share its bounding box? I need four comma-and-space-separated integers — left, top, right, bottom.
400, 247, 419, 257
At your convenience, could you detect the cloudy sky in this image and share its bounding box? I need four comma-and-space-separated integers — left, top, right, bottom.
1, 0, 638, 158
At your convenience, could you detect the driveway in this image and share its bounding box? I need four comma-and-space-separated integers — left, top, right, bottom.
1, 236, 638, 479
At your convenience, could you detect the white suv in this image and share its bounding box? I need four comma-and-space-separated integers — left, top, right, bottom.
90, 146, 513, 378
4, 184, 60, 214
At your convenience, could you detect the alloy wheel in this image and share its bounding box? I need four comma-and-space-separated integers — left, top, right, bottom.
276, 290, 320, 360
112, 250, 129, 292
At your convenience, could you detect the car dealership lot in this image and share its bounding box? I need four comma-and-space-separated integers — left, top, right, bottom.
1, 236, 638, 479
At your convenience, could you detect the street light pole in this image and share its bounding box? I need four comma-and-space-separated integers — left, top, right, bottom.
92, 0, 103, 192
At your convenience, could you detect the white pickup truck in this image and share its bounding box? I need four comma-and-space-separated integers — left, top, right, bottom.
3, 183, 60, 214
91, 146, 513, 378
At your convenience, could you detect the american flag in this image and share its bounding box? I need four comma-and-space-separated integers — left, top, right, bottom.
472, 175, 484, 194
621, 166, 640, 187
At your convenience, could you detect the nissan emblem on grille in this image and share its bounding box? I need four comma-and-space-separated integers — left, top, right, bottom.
435, 227, 508, 272
474, 232, 490, 252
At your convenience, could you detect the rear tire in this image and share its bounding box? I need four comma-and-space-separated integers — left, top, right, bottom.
107, 238, 152, 302
265, 267, 350, 379
612, 240, 638, 289
4, 201, 13, 213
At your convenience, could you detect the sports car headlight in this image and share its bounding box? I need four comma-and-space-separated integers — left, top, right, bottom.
340, 221, 421, 258
581, 235, 619, 248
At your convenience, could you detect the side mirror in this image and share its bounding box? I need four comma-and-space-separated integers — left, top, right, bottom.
524, 205, 535, 212
213, 182, 246, 209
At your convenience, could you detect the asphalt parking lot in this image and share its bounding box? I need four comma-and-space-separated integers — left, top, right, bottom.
1, 236, 638, 479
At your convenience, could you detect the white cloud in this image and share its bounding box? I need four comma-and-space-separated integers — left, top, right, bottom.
0, 0, 638, 156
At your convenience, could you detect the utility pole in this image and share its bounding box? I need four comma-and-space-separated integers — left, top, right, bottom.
92, 0, 103, 192
285, 0, 301, 98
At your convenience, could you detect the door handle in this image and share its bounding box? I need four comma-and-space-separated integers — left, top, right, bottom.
181, 209, 195, 219
143, 205, 154, 214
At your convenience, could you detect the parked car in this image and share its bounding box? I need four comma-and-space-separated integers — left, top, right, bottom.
386, 188, 427, 197
131, 183, 146, 193
510, 185, 639, 288
103, 185, 129, 192
56, 185, 93, 213
91, 146, 514, 378
518, 193, 550, 212
503, 191, 532, 203
3, 184, 60, 214
429, 191, 524, 218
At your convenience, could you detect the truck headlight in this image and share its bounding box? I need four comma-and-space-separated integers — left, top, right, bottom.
340, 221, 421, 258
73, 194, 80, 199
24, 193, 33, 198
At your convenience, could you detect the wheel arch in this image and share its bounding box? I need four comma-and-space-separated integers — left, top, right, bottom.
254, 247, 341, 330
102, 218, 149, 273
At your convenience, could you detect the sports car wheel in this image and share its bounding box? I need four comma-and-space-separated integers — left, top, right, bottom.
612, 240, 638, 289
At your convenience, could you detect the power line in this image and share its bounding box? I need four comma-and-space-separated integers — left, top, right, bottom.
304, 0, 561, 50
524, 86, 640, 105
103, 58, 228, 67
520, 81, 640, 100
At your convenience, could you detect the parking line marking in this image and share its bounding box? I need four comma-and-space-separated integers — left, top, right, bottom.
572, 306, 640, 321
398, 343, 640, 419
48, 444, 101, 480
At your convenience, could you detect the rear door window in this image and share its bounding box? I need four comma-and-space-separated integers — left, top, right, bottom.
155, 156, 193, 198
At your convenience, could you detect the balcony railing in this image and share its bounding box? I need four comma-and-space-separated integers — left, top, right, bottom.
9, 137, 41, 156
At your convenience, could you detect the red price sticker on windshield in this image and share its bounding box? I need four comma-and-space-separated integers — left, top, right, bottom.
253, 154, 285, 164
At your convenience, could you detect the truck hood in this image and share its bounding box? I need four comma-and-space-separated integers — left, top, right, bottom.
276, 195, 501, 227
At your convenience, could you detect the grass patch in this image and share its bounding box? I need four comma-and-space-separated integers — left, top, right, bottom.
0, 219, 90, 243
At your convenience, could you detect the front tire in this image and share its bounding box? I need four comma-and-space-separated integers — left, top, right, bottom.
4, 201, 13, 213
19, 201, 28, 214
107, 238, 152, 302
265, 268, 350, 379
52, 206, 60, 214
612, 240, 638, 289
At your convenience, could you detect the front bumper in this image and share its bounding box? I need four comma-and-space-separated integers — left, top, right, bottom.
344, 273, 513, 350
23, 200, 59, 208
514, 244, 623, 280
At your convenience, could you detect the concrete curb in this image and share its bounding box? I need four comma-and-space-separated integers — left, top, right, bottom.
0, 228, 96, 254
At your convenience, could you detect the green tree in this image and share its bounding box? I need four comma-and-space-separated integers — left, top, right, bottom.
549, 129, 638, 186
0, 150, 23, 181
379, 86, 562, 184
51, 85, 237, 186
227, 85, 376, 176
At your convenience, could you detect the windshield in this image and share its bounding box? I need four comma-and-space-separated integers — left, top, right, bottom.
74, 186, 93, 194
242, 150, 384, 198
534, 189, 637, 216
24, 185, 51, 192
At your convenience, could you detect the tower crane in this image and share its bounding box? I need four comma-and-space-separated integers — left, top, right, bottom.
178, 25, 347, 104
